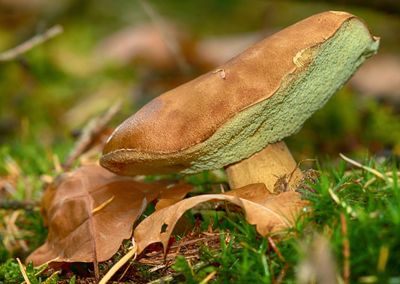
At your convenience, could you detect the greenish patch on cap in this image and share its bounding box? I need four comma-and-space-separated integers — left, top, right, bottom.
181, 18, 379, 174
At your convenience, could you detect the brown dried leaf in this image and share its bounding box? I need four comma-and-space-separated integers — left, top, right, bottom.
350, 54, 400, 101
155, 182, 192, 211
95, 24, 182, 69
195, 33, 263, 67
27, 164, 188, 266
134, 183, 307, 254
0, 157, 21, 199
225, 182, 272, 203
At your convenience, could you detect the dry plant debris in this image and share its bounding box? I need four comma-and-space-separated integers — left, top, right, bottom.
139, 232, 221, 268
63, 101, 122, 170
350, 54, 400, 102
155, 183, 195, 211
0, 25, 63, 62
97, 183, 306, 282
297, 235, 337, 284
134, 183, 307, 254
26, 164, 192, 267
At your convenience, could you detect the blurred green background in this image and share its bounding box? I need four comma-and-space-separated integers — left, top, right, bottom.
0, 0, 399, 173
0, 2, 399, 282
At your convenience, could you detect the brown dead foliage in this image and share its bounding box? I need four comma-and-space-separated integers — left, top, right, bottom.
27, 163, 306, 282
155, 183, 193, 211
95, 23, 184, 69
27, 164, 192, 266
138, 232, 221, 272
134, 183, 307, 254
350, 54, 400, 102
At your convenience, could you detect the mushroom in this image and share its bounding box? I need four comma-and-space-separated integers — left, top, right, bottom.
100, 11, 379, 192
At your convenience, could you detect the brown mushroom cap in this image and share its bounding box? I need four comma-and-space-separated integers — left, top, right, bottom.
101, 11, 379, 176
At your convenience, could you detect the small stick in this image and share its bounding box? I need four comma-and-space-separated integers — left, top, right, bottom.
363, 177, 376, 189
148, 274, 175, 284
147, 261, 207, 284
339, 153, 392, 183
268, 237, 285, 262
64, 101, 122, 169
340, 213, 350, 284
0, 200, 37, 210
385, 171, 400, 177
377, 245, 389, 272
92, 196, 115, 214
99, 242, 137, 284
138, 0, 191, 74
43, 271, 60, 284
288, 158, 316, 185
199, 271, 217, 284
52, 154, 63, 174
16, 258, 32, 284
0, 25, 63, 62
275, 263, 289, 284
147, 263, 167, 273
328, 188, 356, 218
21, 258, 62, 284
117, 260, 134, 281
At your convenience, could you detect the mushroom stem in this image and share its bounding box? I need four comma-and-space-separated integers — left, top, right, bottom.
225, 141, 303, 192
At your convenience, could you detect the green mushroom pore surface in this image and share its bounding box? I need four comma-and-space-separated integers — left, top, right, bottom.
188, 19, 379, 173
101, 17, 379, 176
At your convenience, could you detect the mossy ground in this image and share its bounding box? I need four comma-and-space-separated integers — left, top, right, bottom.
1, 0, 400, 283
1, 154, 399, 283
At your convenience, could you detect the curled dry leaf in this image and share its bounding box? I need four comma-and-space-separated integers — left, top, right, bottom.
27, 164, 191, 266
350, 54, 400, 101
225, 182, 272, 203
195, 33, 263, 67
134, 183, 307, 254
95, 23, 182, 69
155, 182, 192, 211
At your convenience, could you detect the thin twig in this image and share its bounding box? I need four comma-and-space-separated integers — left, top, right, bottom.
16, 258, 31, 284
43, 271, 60, 284
4, 211, 29, 253
268, 237, 285, 262
147, 263, 167, 273
147, 274, 175, 284
99, 242, 137, 284
147, 261, 207, 284
0, 200, 37, 210
92, 196, 115, 214
138, 0, 191, 74
363, 177, 377, 190
386, 171, 400, 177
199, 271, 217, 284
118, 260, 134, 282
269, 236, 289, 284
0, 25, 63, 62
275, 263, 289, 284
377, 245, 389, 272
328, 188, 357, 218
285, 158, 316, 192
21, 257, 60, 284
52, 154, 63, 174
339, 153, 392, 183
64, 100, 122, 169
340, 213, 350, 284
